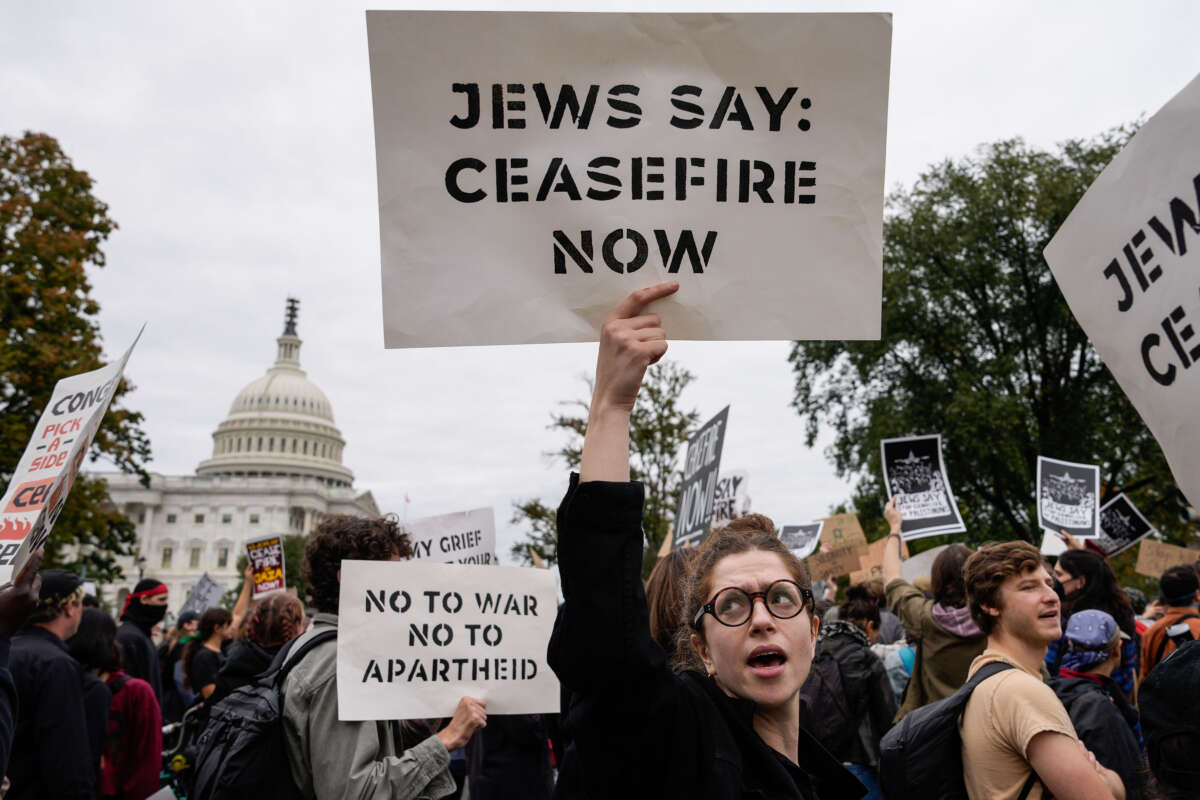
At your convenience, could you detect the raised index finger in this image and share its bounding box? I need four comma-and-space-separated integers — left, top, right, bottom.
608, 282, 679, 321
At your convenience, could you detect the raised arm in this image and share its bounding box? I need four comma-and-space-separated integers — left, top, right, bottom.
231, 563, 253, 631
579, 282, 677, 483
882, 496, 903, 584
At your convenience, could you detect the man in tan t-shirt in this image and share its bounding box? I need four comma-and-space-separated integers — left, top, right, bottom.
960, 541, 1124, 800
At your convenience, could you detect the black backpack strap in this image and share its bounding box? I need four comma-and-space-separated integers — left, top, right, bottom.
1017, 771, 1040, 800
1153, 613, 1199, 664
274, 628, 338, 688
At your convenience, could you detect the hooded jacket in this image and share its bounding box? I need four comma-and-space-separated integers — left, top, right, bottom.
885, 578, 986, 720
549, 475, 864, 800
210, 638, 280, 707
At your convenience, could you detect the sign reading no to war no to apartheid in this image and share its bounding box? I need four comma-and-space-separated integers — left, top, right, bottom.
674, 406, 729, 549
0, 330, 142, 583
367, 11, 892, 347
246, 536, 286, 599
337, 560, 559, 720
406, 507, 496, 565
1043, 72, 1200, 511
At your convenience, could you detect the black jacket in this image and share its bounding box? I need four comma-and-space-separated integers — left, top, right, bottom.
9, 626, 99, 799
116, 620, 161, 700
1051, 674, 1145, 800
809, 622, 896, 769
0, 638, 19, 781
210, 639, 279, 707
547, 476, 864, 800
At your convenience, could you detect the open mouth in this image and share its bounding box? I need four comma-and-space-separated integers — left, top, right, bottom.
746, 646, 788, 676
1038, 609, 1060, 622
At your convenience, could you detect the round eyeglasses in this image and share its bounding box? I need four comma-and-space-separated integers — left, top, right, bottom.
692, 579, 813, 629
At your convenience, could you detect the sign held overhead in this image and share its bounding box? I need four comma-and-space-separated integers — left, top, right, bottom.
367, 11, 891, 346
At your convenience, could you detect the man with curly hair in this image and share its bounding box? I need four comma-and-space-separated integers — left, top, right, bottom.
282, 514, 487, 800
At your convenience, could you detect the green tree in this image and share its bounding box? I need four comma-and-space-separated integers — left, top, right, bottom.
788, 129, 1189, 554
511, 360, 700, 577
1, 132, 152, 582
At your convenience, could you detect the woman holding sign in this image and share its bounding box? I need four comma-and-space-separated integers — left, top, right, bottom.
548, 283, 863, 799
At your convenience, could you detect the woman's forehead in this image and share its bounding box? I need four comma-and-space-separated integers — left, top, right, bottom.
709, 550, 792, 589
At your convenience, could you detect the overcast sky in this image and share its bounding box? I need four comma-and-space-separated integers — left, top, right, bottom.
3, 1, 1198, 562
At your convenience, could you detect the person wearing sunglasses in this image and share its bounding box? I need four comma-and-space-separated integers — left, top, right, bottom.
548, 283, 864, 800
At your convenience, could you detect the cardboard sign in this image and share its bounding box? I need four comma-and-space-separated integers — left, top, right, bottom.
179, 573, 225, 617
1135, 539, 1197, 579
849, 536, 910, 586
880, 434, 966, 539
246, 536, 285, 599
1097, 494, 1157, 557
337, 560, 559, 720
819, 513, 868, 552
778, 522, 823, 560
1037, 456, 1100, 538
674, 407, 729, 549
1043, 73, 1200, 511
0, 330, 141, 582
406, 507, 496, 565
806, 546, 863, 580
367, 11, 891, 347
711, 471, 749, 529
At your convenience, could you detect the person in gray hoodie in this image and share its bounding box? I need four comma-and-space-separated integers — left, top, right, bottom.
880, 499, 986, 720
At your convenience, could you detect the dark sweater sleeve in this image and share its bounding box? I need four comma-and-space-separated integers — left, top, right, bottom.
548, 474, 664, 693
0, 639, 16, 781
547, 475, 688, 795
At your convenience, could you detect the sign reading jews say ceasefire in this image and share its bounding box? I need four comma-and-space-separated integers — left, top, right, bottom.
337, 560, 559, 720
0, 330, 142, 583
367, 11, 892, 347
1043, 71, 1200, 513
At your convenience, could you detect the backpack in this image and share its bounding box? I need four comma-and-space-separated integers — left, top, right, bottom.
191, 629, 337, 800
1152, 613, 1198, 665
797, 643, 858, 758
878, 661, 1038, 800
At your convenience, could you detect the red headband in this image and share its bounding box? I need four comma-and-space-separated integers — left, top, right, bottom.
121, 583, 168, 617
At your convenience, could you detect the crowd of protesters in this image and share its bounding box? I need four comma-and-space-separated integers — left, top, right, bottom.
0, 284, 1195, 799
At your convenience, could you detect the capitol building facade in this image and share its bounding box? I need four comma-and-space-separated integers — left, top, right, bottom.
98, 301, 378, 613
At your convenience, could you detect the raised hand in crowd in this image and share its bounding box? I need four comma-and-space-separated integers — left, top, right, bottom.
580, 281, 676, 483
436, 696, 488, 751
0, 550, 43, 639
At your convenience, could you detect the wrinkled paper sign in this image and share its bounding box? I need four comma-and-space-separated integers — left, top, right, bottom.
880, 434, 966, 539
338, 560, 559, 720
1044, 72, 1200, 510
1037, 456, 1100, 538
368, 11, 891, 346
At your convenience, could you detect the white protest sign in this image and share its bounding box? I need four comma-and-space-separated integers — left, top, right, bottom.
710, 471, 749, 529
406, 507, 496, 565
880, 434, 967, 539
1043, 72, 1200, 510
0, 330, 141, 582
778, 522, 823, 560
368, 11, 891, 347
337, 560, 559, 720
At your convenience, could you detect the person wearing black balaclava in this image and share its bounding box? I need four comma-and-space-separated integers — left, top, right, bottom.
116, 579, 168, 701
